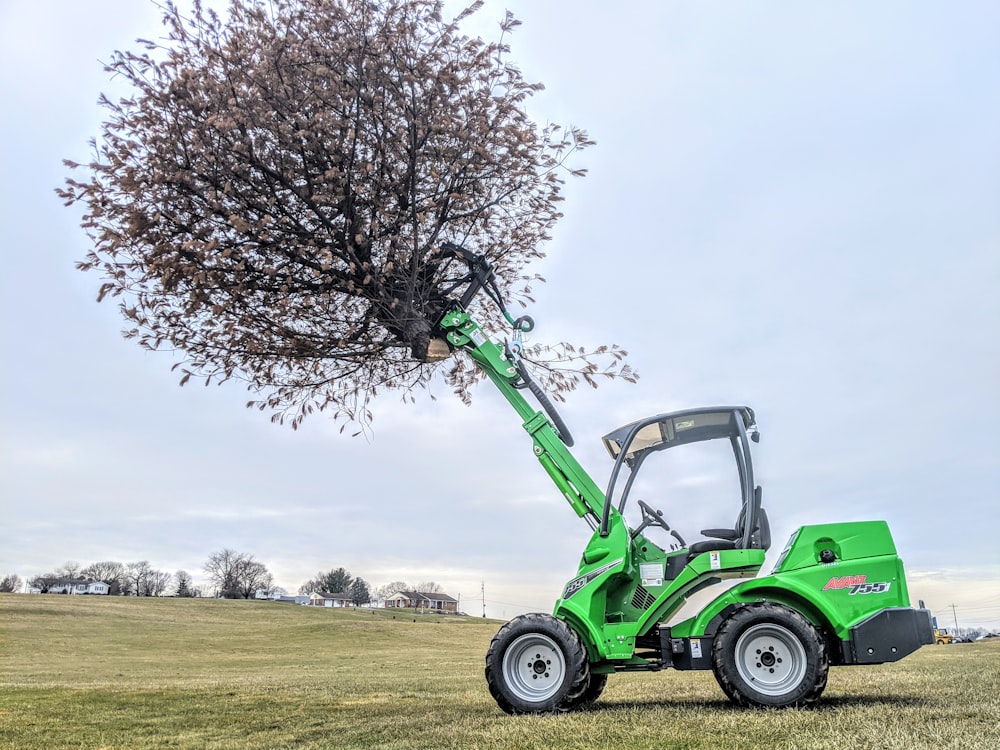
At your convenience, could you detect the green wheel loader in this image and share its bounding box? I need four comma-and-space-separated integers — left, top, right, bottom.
427, 244, 933, 713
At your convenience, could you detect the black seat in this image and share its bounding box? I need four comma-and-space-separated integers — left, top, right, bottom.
692, 487, 771, 554
687, 538, 737, 555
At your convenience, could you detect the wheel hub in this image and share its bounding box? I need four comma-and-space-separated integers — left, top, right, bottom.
734, 623, 807, 697
531, 657, 549, 676
501, 633, 566, 702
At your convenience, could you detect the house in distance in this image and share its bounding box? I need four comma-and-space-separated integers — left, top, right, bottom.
385, 591, 459, 613
47, 579, 110, 595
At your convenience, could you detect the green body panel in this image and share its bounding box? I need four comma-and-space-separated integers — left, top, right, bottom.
772, 521, 899, 573
671, 521, 912, 641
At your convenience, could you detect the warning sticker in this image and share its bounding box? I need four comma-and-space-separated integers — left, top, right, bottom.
710, 552, 721, 570
690, 639, 703, 658
639, 563, 663, 587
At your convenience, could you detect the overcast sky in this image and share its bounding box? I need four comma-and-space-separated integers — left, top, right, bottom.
1, 1, 998, 629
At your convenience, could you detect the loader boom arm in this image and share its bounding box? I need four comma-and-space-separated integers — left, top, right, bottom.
437, 306, 605, 525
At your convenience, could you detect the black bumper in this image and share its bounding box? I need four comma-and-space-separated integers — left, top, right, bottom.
840, 607, 935, 665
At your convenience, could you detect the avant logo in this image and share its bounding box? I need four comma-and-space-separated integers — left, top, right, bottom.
823, 575, 891, 595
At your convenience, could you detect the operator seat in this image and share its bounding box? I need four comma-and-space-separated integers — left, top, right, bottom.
687, 487, 770, 556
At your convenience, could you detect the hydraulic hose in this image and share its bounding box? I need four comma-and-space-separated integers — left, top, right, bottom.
513, 359, 575, 447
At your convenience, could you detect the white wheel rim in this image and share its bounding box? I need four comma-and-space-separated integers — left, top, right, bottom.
734, 622, 808, 697
501, 633, 567, 703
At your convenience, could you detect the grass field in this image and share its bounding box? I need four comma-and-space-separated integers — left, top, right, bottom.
1, 595, 997, 749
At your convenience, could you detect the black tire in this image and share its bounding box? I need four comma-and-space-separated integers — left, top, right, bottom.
485, 613, 589, 714
563, 671, 608, 710
711, 603, 828, 708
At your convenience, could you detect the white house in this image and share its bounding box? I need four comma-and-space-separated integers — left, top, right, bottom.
48, 578, 110, 595
308, 591, 354, 608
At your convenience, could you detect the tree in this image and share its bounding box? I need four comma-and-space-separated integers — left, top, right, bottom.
204, 549, 272, 599
372, 580, 408, 605
349, 577, 371, 606
55, 561, 82, 579
123, 560, 164, 596
0, 574, 23, 593
297, 580, 317, 596
204, 548, 240, 598
174, 570, 194, 597
377, 581, 408, 596
324, 567, 354, 594
122, 561, 149, 596
144, 569, 172, 597
413, 581, 443, 593
300, 567, 354, 595
27, 573, 61, 593
60, 0, 634, 431
234, 560, 273, 599
81, 561, 127, 595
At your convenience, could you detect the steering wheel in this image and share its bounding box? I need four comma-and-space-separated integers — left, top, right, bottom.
637, 500, 671, 531
634, 500, 687, 547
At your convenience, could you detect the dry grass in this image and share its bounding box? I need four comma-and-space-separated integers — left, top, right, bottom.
1, 595, 997, 749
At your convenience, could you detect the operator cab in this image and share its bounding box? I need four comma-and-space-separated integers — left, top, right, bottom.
600, 406, 770, 554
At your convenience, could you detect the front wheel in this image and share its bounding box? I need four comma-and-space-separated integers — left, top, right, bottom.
485, 613, 589, 714
711, 603, 828, 708
563, 671, 608, 710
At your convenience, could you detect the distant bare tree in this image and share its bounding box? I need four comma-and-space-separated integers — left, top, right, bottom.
372, 581, 409, 604
122, 561, 145, 596
204, 548, 241, 598
378, 581, 409, 595
144, 569, 172, 597
297, 581, 316, 596
28, 573, 61, 593
204, 549, 272, 599
0, 574, 23, 593
234, 561, 273, 599
413, 581, 443, 593
55, 561, 82, 579
60, 0, 634, 432
123, 560, 162, 596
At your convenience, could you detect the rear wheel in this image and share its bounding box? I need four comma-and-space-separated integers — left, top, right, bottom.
712, 603, 828, 708
485, 613, 589, 714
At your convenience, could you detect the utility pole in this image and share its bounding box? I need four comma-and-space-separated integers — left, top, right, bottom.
481, 581, 486, 618
951, 603, 959, 635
